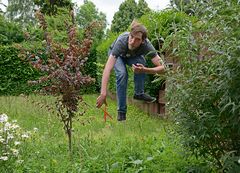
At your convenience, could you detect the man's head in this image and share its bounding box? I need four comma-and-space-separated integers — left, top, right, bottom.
128, 20, 148, 50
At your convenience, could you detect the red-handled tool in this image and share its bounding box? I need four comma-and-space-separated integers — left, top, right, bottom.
102, 104, 113, 122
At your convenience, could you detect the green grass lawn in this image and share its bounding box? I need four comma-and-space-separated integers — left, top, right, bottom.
0, 95, 210, 173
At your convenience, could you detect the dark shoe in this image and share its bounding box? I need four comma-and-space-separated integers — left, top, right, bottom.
117, 112, 126, 121
133, 93, 156, 103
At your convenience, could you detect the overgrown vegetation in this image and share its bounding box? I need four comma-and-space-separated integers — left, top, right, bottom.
164, 0, 240, 171
0, 15, 24, 45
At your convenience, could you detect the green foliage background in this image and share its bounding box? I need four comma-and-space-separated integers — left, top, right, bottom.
96, 32, 118, 93
140, 10, 195, 96
6, 0, 36, 26
0, 46, 41, 95
0, 15, 24, 45
111, 0, 150, 33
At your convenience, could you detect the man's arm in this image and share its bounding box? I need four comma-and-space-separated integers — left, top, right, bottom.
96, 55, 117, 108
132, 55, 165, 74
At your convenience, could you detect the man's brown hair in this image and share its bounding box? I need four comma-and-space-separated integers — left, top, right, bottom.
130, 20, 148, 40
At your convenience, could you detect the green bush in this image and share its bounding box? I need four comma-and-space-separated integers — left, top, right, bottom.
0, 46, 41, 95
0, 15, 24, 45
81, 43, 101, 94
25, 26, 44, 42
165, 0, 240, 171
140, 10, 195, 96
96, 32, 118, 93
140, 10, 196, 43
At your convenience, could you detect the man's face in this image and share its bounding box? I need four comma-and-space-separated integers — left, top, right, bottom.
128, 32, 143, 50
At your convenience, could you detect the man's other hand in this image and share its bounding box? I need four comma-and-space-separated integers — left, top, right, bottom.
132, 63, 145, 73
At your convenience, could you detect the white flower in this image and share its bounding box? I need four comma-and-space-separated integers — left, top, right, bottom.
4, 122, 11, 131
0, 136, 4, 143
238, 158, 240, 164
11, 124, 20, 129
33, 128, 38, 132
21, 133, 29, 138
14, 141, 21, 146
7, 134, 14, 140
3, 152, 9, 155
16, 160, 24, 164
0, 114, 8, 123
0, 156, 8, 161
11, 149, 19, 156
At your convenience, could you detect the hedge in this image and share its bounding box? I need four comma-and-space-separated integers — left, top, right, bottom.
0, 46, 41, 95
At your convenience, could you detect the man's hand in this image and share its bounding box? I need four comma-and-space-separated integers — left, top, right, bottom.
132, 63, 145, 73
96, 94, 107, 108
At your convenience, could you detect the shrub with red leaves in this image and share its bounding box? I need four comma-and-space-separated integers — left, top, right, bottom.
24, 10, 98, 151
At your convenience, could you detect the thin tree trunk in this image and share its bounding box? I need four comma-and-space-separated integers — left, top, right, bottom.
67, 113, 73, 152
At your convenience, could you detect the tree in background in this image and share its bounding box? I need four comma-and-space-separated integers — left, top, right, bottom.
6, 0, 36, 26
76, 0, 106, 41
111, 0, 137, 33
111, 0, 151, 33
0, 14, 24, 45
34, 0, 72, 15
75, 0, 107, 93
0, 0, 7, 14
76, 0, 106, 30
136, 0, 151, 18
